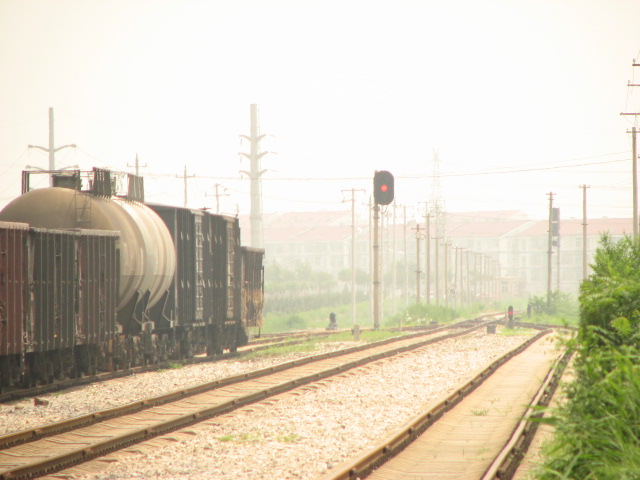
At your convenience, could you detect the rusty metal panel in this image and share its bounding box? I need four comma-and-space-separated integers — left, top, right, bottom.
179, 207, 197, 325
203, 213, 240, 325
75, 230, 119, 345
240, 247, 264, 329
0, 222, 29, 356
147, 204, 202, 327
29, 228, 77, 352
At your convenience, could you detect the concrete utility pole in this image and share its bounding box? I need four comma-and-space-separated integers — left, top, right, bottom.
373, 203, 381, 329
554, 208, 561, 292
444, 241, 450, 308
342, 188, 365, 326
28, 107, 76, 183
454, 247, 463, 308
176, 166, 196, 207
413, 223, 423, 304
128, 154, 147, 176
392, 205, 398, 314
434, 237, 441, 306
367, 197, 373, 324
580, 185, 590, 280
240, 104, 268, 248
403, 206, 409, 308
632, 127, 638, 238
621, 59, 640, 237
423, 212, 431, 305
210, 184, 230, 214
547, 192, 555, 311
465, 250, 470, 306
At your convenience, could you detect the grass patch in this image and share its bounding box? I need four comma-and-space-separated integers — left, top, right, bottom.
243, 342, 319, 359
499, 327, 538, 336
156, 362, 185, 372
276, 433, 300, 443
216, 432, 261, 443
244, 329, 407, 359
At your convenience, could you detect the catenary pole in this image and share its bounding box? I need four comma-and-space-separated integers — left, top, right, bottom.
547, 192, 555, 311
581, 185, 590, 280
28, 107, 76, 185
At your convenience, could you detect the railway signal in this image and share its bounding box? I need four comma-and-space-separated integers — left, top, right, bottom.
373, 170, 394, 205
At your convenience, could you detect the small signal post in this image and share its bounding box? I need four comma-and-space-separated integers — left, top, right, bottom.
372, 170, 394, 329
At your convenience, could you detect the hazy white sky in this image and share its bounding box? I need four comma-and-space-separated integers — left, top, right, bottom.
1, 0, 639, 222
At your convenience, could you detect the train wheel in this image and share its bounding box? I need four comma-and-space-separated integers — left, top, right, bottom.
158, 334, 169, 361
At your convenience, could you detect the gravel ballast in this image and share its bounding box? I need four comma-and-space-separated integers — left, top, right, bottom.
2, 330, 547, 480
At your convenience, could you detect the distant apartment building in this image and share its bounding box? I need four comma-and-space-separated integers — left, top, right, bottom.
241, 210, 633, 299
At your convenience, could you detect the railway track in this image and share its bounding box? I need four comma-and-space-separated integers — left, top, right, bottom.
320, 328, 571, 480
0, 330, 350, 404
0, 317, 495, 479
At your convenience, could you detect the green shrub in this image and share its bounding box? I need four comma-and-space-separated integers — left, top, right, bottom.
537, 332, 640, 479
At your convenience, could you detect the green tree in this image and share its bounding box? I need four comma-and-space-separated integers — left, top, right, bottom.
579, 233, 640, 346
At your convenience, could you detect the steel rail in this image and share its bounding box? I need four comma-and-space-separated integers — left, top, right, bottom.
0, 317, 482, 404
319, 329, 555, 480
0, 318, 490, 454
481, 349, 573, 479
0, 320, 497, 479
0, 331, 362, 404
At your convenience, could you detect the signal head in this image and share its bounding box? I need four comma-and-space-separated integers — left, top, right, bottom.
373, 170, 394, 205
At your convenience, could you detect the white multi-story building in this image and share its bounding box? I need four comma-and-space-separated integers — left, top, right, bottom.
242, 210, 633, 299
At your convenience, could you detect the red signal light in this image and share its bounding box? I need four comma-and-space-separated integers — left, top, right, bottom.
373, 171, 394, 205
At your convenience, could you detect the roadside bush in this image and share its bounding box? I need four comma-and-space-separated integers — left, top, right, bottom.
536, 234, 640, 478
537, 330, 640, 479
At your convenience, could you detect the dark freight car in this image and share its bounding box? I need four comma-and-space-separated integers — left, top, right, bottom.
202, 213, 240, 325
147, 204, 204, 330
27, 227, 120, 382
74, 229, 119, 374
0, 222, 29, 361
240, 246, 264, 330
0, 224, 119, 388
202, 212, 243, 352
0, 167, 265, 388
29, 227, 77, 354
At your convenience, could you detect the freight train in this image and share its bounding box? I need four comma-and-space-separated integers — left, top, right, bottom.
0, 167, 264, 389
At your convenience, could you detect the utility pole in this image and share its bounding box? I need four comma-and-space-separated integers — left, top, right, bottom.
367, 197, 374, 325
423, 212, 431, 305
454, 247, 462, 308
209, 184, 230, 214
444, 241, 450, 308
28, 107, 76, 184
434, 237, 441, 306
240, 104, 268, 248
631, 126, 638, 238
128, 154, 147, 177
413, 224, 422, 304
580, 185, 590, 280
465, 250, 470, 306
473, 252, 478, 303
373, 203, 381, 329
392, 206, 398, 314
547, 192, 555, 311
554, 208, 561, 291
479, 254, 485, 302
621, 58, 640, 237
176, 165, 196, 207
342, 188, 365, 326
403, 206, 408, 308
